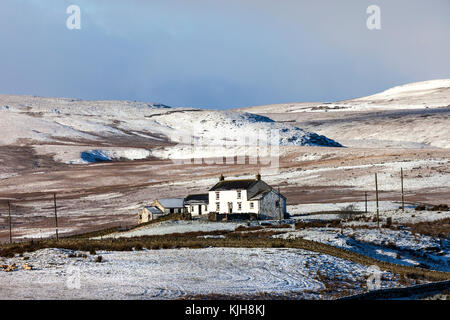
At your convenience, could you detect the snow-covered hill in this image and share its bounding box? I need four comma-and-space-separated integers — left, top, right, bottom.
235, 80, 450, 149
239, 79, 450, 113
0, 94, 342, 163
352, 79, 450, 102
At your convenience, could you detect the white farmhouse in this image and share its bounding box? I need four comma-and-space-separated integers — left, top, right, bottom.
208, 174, 287, 220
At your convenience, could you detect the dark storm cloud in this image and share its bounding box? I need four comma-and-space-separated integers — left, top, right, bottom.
0, 0, 449, 109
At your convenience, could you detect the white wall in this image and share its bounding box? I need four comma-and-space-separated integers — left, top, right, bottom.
186, 204, 208, 216
208, 190, 259, 214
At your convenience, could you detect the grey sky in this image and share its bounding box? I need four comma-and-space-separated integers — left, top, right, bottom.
0, 0, 449, 109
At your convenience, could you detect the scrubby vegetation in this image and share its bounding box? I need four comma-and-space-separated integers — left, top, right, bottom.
406, 218, 450, 238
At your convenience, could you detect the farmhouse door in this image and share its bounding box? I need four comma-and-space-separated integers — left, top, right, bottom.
228, 202, 233, 214
198, 205, 202, 215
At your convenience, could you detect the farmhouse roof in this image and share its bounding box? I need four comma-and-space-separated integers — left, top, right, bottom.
209, 179, 258, 191
157, 198, 185, 208
144, 206, 163, 214
248, 189, 271, 200
249, 188, 286, 200
185, 194, 209, 204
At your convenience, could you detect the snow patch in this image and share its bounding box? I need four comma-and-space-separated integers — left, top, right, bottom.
69, 148, 152, 163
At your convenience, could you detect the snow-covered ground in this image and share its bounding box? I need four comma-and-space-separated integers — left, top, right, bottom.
100, 220, 245, 239
15, 228, 74, 240
239, 79, 450, 113
274, 159, 450, 191
238, 79, 450, 149
0, 247, 398, 300
70, 149, 152, 164
0, 94, 342, 165
275, 226, 450, 272
288, 201, 407, 215
156, 156, 449, 192
289, 206, 450, 224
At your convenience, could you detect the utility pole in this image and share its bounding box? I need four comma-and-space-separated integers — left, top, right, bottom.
8, 200, 12, 244
375, 173, 379, 230
401, 168, 405, 212
53, 193, 59, 241
365, 192, 368, 213
278, 186, 282, 222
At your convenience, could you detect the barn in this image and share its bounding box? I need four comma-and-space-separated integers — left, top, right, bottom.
153, 198, 185, 214
138, 206, 163, 223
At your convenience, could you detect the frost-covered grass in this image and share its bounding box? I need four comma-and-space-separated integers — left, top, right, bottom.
15, 228, 74, 240
99, 220, 246, 239
289, 205, 450, 224
276, 159, 449, 191
0, 247, 398, 300
275, 226, 450, 272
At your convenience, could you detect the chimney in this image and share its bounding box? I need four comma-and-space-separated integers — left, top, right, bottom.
219, 174, 225, 181
256, 173, 261, 181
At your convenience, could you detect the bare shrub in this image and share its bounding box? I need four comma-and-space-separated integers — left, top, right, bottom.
339, 204, 358, 220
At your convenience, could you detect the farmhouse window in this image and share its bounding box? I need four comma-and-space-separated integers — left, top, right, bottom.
216, 202, 220, 211
237, 190, 241, 199
191, 206, 194, 212
216, 192, 220, 200
238, 202, 242, 211
275, 201, 280, 208
250, 202, 254, 209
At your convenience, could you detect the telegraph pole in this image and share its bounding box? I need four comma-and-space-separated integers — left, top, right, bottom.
401, 168, 405, 212
365, 192, 368, 213
375, 173, 379, 230
278, 186, 282, 222
53, 193, 59, 241
8, 200, 12, 244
